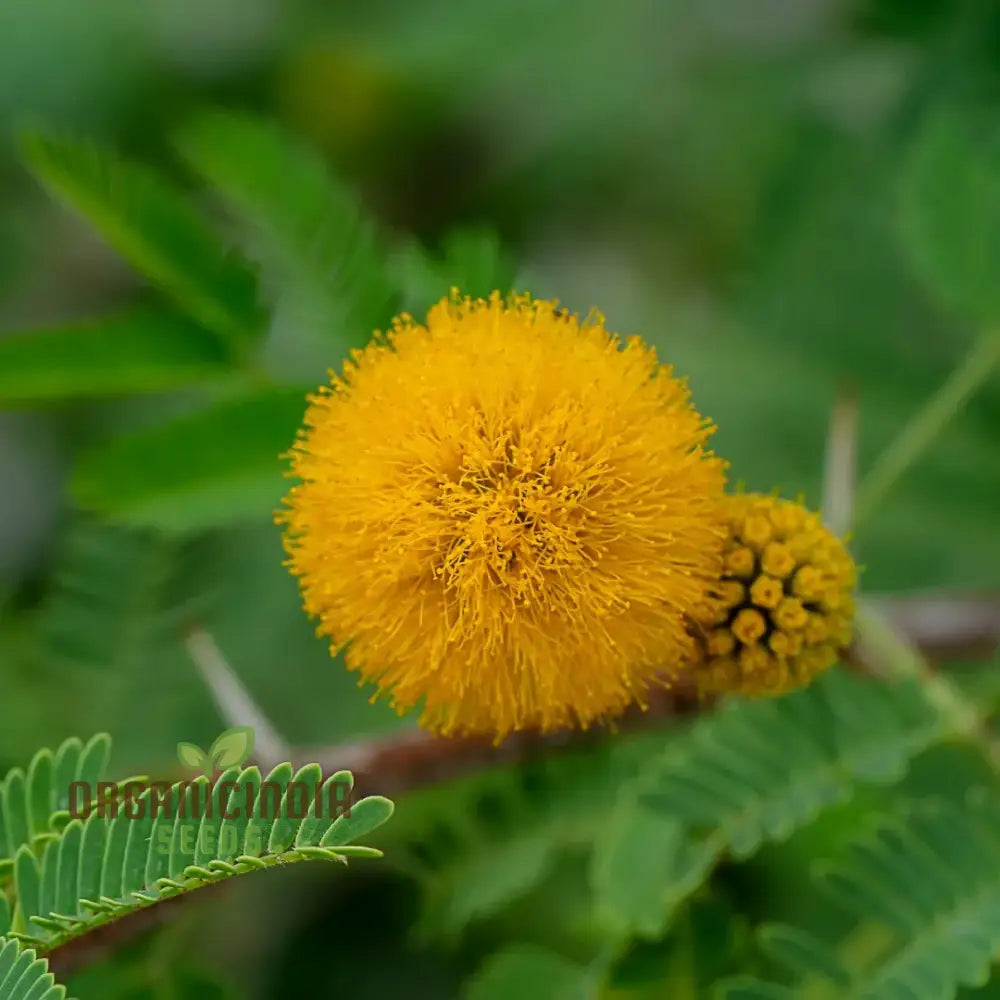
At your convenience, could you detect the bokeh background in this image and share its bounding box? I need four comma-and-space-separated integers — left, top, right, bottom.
1, 0, 999, 997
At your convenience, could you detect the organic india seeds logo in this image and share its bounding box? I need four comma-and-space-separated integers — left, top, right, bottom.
67, 727, 353, 859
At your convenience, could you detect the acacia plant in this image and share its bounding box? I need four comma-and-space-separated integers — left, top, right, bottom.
0, 107, 998, 1000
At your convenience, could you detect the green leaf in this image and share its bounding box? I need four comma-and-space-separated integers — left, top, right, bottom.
319, 795, 395, 848
295, 771, 353, 848
175, 110, 395, 373
121, 790, 157, 895
746, 795, 1000, 1000
757, 925, 851, 986
74, 735, 112, 793
242, 763, 291, 859
54, 822, 83, 919
0, 946, 34, 999
194, 767, 241, 866
20, 130, 263, 353
267, 764, 322, 855
70, 386, 309, 532
1, 736, 113, 875
0, 774, 29, 865
0, 310, 230, 404
143, 810, 171, 890
392, 227, 516, 314
6, 763, 390, 954
590, 799, 688, 938
466, 945, 595, 1000
168, 780, 206, 880
208, 727, 255, 772
216, 768, 260, 864
176, 744, 207, 772
98, 810, 129, 900
0, 938, 66, 1000
24, 753, 53, 841
899, 108, 1000, 321
427, 835, 558, 942
13, 848, 41, 938
713, 977, 798, 1000
0, 943, 14, 989
32, 522, 224, 677
388, 736, 652, 939
600, 668, 942, 933
77, 814, 106, 908
437, 227, 516, 299
52, 741, 83, 816
38, 841, 58, 930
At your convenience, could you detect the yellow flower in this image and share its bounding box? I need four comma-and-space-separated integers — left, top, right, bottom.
690, 493, 856, 697
278, 290, 728, 738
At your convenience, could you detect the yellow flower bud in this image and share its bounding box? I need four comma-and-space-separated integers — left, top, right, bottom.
689, 494, 856, 697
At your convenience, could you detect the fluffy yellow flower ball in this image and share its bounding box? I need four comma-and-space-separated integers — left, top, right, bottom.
279, 291, 729, 738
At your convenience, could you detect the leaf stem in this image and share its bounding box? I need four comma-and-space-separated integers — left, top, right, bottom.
853, 331, 1000, 526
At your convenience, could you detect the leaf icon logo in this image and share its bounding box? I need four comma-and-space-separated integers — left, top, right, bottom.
177, 741, 209, 775
178, 727, 255, 778
210, 726, 255, 771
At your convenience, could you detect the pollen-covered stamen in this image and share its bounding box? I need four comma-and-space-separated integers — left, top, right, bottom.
436, 439, 596, 602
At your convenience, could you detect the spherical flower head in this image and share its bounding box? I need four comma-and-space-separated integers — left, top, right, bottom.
690, 493, 857, 697
278, 290, 729, 739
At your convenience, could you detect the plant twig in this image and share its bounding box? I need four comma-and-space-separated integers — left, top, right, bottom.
182, 590, 1000, 795
47, 884, 227, 978
295, 582, 1000, 794
295, 680, 708, 797
853, 331, 1000, 525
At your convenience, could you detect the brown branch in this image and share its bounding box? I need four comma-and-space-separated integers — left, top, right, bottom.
47, 883, 228, 978
295, 589, 1000, 796
296, 679, 709, 798
42, 686, 707, 977
43, 589, 1000, 977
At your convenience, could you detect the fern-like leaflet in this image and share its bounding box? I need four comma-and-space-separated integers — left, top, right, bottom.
390, 729, 658, 940
19, 130, 264, 355
0, 736, 113, 883
718, 793, 1000, 1000
591, 667, 944, 938
0, 735, 393, 966
8, 763, 392, 952
397, 668, 941, 944
175, 110, 397, 373
31, 520, 224, 677
0, 936, 70, 1000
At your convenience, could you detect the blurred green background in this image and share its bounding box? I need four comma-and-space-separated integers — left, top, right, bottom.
1, 0, 999, 997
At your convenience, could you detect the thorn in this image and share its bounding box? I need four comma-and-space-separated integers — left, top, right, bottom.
822, 379, 858, 536
183, 627, 291, 769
